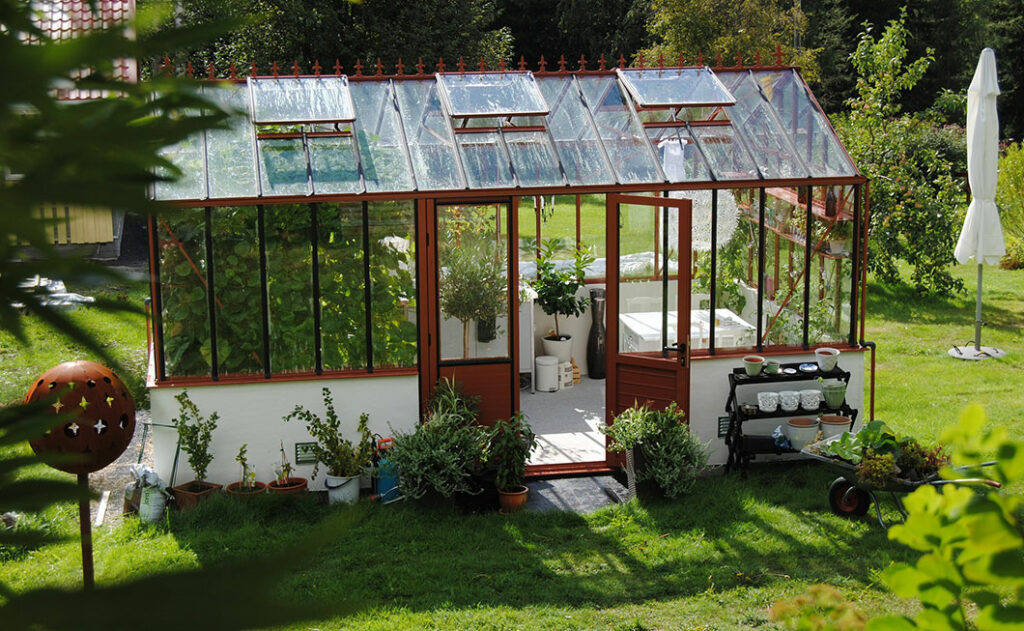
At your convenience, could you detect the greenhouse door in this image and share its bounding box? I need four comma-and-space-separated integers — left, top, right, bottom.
606, 194, 692, 427
421, 199, 518, 425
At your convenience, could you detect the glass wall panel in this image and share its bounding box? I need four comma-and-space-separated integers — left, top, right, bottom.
536, 76, 615, 186
394, 80, 464, 190
318, 203, 366, 371
265, 204, 315, 372
616, 196, 672, 354
577, 75, 662, 184
649, 126, 712, 182
159, 209, 210, 376
712, 189, 760, 351
579, 193, 607, 261
457, 132, 515, 188
258, 138, 309, 196
437, 203, 510, 361
205, 85, 258, 198
155, 135, 204, 200
308, 135, 361, 194
350, 81, 415, 192
690, 126, 759, 180
759, 189, 805, 346
807, 187, 854, 345
369, 201, 418, 368
504, 131, 563, 188
211, 206, 263, 375
518, 196, 539, 267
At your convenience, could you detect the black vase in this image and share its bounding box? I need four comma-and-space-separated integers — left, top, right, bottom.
587, 288, 606, 379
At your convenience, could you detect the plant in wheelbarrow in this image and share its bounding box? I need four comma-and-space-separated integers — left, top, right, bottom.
226, 443, 266, 497
284, 388, 374, 505
489, 412, 537, 513
169, 390, 222, 510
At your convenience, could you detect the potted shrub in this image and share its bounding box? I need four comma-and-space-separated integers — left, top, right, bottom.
489, 412, 537, 513
268, 440, 308, 494
169, 390, 222, 510
530, 239, 595, 363
827, 221, 853, 254
439, 240, 507, 357
284, 388, 374, 505
226, 444, 266, 497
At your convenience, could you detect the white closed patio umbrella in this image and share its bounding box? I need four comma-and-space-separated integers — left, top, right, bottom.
950, 47, 1006, 360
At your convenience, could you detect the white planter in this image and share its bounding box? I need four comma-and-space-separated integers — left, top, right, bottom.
786, 418, 820, 450
325, 474, 360, 505
541, 336, 572, 363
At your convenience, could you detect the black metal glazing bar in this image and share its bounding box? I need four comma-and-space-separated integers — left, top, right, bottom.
756, 188, 765, 352
257, 205, 271, 378
204, 207, 219, 380
150, 215, 167, 381
709, 190, 718, 354
803, 189, 813, 349
311, 203, 323, 374
362, 201, 374, 372
850, 185, 861, 345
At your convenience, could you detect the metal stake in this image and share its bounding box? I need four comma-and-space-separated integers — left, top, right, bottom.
975, 263, 983, 351
77, 473, 94, 590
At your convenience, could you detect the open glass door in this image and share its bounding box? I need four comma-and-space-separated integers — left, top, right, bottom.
606, 194, 692, 429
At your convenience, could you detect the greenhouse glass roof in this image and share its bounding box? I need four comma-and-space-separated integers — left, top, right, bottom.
154, 66, 859, 202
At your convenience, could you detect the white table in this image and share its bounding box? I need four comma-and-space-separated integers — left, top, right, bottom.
619, 308, 755, 352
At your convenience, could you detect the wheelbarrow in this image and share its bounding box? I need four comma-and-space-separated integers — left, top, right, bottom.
801, 449, 1000, 529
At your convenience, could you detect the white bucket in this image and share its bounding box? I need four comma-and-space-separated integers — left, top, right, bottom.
535, 355, 559, 392
325, 475, 360, 505
138, 486, 167, 523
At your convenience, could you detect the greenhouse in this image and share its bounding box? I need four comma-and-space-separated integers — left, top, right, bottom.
147, 59, 871, 484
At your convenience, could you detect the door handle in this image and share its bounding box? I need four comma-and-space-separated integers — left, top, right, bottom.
663, 342, 687, 366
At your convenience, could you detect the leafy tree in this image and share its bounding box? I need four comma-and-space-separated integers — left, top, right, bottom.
802, 0, 856, 113
996, 142, 1024, 268
991, 0, 1024, 141
834, 11, 964, 296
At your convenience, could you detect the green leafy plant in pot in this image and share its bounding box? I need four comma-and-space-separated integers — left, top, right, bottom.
489, 412, 537, 512
268, 440, 308, 494
226, 443, 266, 497
284, 388, 374, 505
169, 390, 222, 509
531, 239, 595, 363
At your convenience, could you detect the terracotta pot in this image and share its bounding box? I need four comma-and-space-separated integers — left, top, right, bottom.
497, 485, 529, 513
171, 481, 222, 510
267, 477, 308, 495
225, 481, 267, 498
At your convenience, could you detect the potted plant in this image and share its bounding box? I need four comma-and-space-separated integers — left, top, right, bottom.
268, 440, 308, 494
531, 239, 595, 363
284, 388, 374, 505
489, 412, 537, 512
827, 221, 853, 254
226, 444, 266, 497
169, 390, 222, 510
439, 240, 507, 356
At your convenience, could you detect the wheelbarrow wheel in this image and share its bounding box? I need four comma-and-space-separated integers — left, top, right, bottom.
829, 478, 870, 517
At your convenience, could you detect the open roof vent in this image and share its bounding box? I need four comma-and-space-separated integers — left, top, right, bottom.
616, 67, 735, 109
248, 76, 357, 125
436, 71, 549, 119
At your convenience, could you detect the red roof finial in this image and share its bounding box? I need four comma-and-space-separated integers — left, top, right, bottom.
598, 54, 607, 70
677, 53, 684, 67
617, 54, 626, 69
498, 57, 506, 71
229, 62, 237, 80
478, 57, 486, 71
458, 57, 466, 73
657, 52, 664, 69
557, 55, 567, 72
734, 52, 743, 67
518, 56, 527, 71
354, 59, 363, 76
292, 61, 301, 77
395, 58, 405, 75
697, 52, 704, 66
578, 54, 587, 71
714, 52, 723, 68
375, 58, 384, 76
333, 59, 343, 75
638, 52, 645, 69
313, 60, 322, 76
538, 56, 547, 72
436, 57, 445, 72
160, 55, 172, 77
185, 61, 194, 78
271, 61, 279, 77
754, 51, 762, 66
774, 43, 784, 65
208, 62, 216, 79
251, 61, 258, 77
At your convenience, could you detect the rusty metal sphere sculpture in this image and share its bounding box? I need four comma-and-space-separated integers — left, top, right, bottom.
25, 360, 136, 474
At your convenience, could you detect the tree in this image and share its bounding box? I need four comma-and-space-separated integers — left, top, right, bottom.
991, 0, 1024, 141
802, 0, 856, 113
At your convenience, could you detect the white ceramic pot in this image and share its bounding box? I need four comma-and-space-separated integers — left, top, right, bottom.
541, 336, 572, 364
819, 415, 852, 440
325, 474, 360, 505
779, 390, 800, 412
786, 417, 820, 450
757, 391, 779, 413
815, 347, 840, 372
799, 389, 822, 410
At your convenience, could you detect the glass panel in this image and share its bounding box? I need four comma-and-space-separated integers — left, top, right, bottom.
727, 72, 808, 179
437, 71, 548, 117
369, 201, 418, 368
648, 126, 712, 182
504, 130, 563, 187
318, 203, 366, 371
211, 206, 263, 375
308, 135, 361, 194
158, 210, 210, 376
617, 67, 736, 107
518, 196, 539, 269
577, 75, 662, 184
579, 193, 607, 262
265, 204, 315, 372
249, 76, 355, 124
155, 135, 204, 200
457, 132, 515, 188
535, 76, 615, 186
258, 137, 309, 196
438, 203, 510, 361
690, 125, 759, 180
204, 85, 258, 198
712, 189, 759, 351
349, 81, 414, 192
616, 197, 673, 354
394, 80, 464, 190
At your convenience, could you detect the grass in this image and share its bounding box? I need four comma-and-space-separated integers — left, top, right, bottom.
2, 263, 1021, 628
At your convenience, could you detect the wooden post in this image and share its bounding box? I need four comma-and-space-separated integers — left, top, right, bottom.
78, 473, 94, 590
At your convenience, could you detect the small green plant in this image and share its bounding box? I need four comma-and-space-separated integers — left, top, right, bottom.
425, 377, 480, 426
170, 390, 218, 484
855, 451, 897, 488
235, 444, 256, 490
818, 420, 948, 483
530, 239, 595, 338
489, 413, 537, 491
284, 388, 374, 479
275, 441, 295, 484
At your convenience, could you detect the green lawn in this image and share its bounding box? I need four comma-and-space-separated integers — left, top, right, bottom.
2, 264, 1021, 629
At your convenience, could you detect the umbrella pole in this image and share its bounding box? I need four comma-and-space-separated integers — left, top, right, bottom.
975, 263, 983, 351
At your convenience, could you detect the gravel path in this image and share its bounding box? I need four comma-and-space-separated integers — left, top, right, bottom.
87, 409, 154, 530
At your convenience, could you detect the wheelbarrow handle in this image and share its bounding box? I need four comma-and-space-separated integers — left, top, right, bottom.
931, 478, 1002, 489
951, 461, 998, 472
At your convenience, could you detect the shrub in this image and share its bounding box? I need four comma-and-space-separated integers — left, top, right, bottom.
170, 390, 218, 483
997, 142, 1024, 269
489, 413, 537, 491
284, 388, 374, 479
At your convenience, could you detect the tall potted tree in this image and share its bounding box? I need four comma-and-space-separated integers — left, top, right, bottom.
169, 390, 221, 509
531, 239, 595, 363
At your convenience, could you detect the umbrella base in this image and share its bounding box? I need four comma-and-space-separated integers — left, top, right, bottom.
948, 345, 1006, 360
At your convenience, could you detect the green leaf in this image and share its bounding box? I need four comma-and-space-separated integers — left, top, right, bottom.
976, 604, 1024, 631
865, 615, 917, 631
882, 563, 929, 599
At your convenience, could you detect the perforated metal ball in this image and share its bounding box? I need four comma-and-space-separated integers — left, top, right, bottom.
25, 361, 136, 474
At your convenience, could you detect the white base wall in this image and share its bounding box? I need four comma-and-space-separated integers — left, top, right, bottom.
149, 375, 419, 491
688, 351, 866, 466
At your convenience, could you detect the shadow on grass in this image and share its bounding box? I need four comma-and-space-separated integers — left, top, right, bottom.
160, 464, 909, 621
867, 279, 1021, 331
